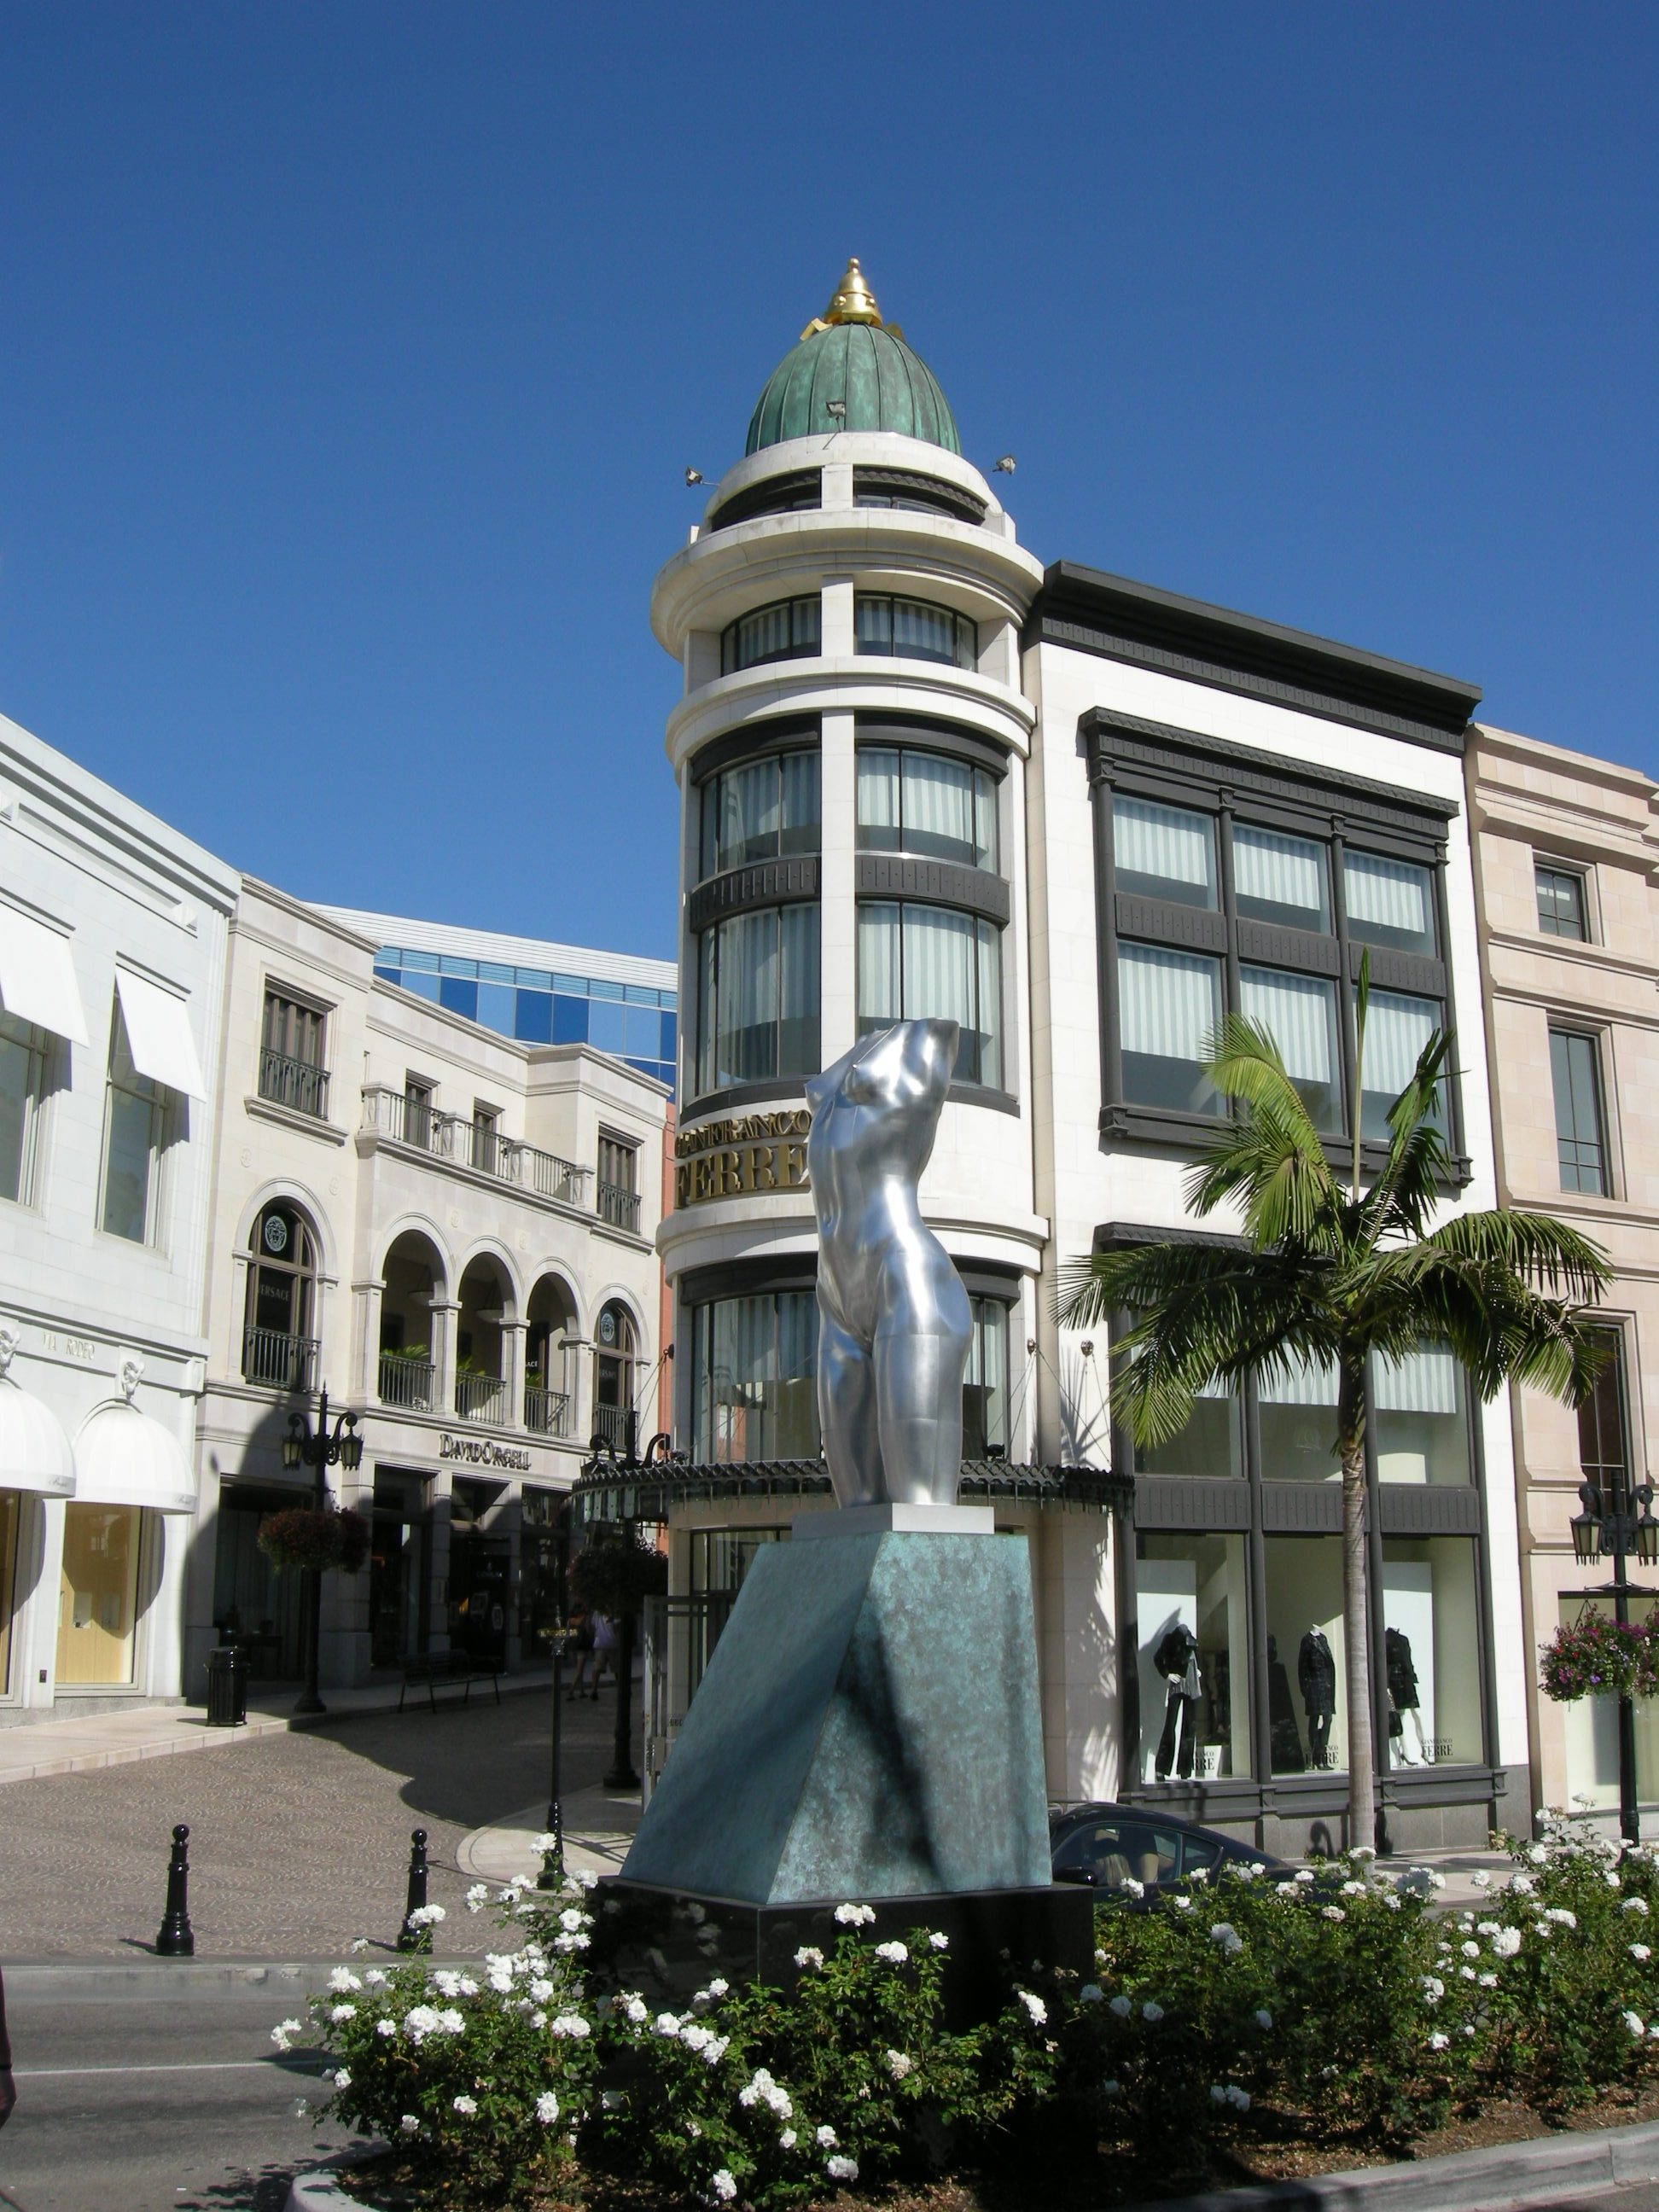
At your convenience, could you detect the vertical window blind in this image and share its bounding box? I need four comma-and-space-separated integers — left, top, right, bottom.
1234, 826, 1327, 919
1115, 797, 1214, 898
1375, 1345, 1459, 1414
1119, 944, 1220, 1060
1345, 852, 1430, 938
1364, 989, 1437, 1095
1239, 966, 1335, 1083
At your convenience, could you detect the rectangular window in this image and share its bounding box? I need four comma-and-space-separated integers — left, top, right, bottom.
720, 597, 820, 676
1343, 850, 1437, 957
56, 1503, 141, 1685
856, 747, 998, 872
1359, 987, 1442, 1141
470, 1103, 503, 1176
1551, 1027, 1610, 1195
1264, 1535, 1346, 1774
963, 1297, 1010, 1458
696, 904, 820, 1094
857, 901, 1001, 1088
1134, 1381, 1243, 1480
701, 750, 820, 878
101, 1010, 165, 1245
1118, 943, 1222, 1116
0, 1012, 45, 1206
1134, 1532, 1252, 1782
403, 1077, 434, 1150
1113, 795, 1217, 910
259, 990, 329, 1118
597, 1133, 641, 1232
1374, 1343, 1470, 1486
1240, 965, 1342, 1134
691, 1291, 820, 1462
1577, 1325, 1629, 1496
1258, 1353, 1341, 1483
1382, 1538, 1483, 1767
853, 594, 975, 670
1535, 863, 1589, 940
1233, 824, 1330, 932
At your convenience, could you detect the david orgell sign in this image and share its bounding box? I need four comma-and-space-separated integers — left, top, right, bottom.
439, 1434, 533, 1474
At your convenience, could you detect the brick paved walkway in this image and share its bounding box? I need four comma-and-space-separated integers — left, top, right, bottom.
0, 1685, 623, 1959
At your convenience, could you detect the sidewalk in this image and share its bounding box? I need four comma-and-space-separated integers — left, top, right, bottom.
460, 1780, 644, 1889
0, 1672, 551, 1788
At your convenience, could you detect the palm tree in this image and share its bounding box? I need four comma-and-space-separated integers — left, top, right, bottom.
1058, 961, 1610, 1845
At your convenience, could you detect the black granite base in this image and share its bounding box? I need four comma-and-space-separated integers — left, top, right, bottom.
590, 1877, 1093, 2027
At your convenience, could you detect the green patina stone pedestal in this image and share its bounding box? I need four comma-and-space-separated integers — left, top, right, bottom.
620, 1524, 1052, 1904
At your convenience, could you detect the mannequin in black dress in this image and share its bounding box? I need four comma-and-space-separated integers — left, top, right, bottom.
1151, 1621, 1202, 1780
1299, 1625, 1336, 1768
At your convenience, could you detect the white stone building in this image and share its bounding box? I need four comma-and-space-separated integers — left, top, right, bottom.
0, 713, 237, 1725
595, 259, 1523, 1852
189, 879, 669, 1699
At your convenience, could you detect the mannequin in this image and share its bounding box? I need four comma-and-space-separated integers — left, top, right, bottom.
1298, 1624, 1336, 1769
1151, 1620, 1202, 1781
1386, 1626, 1431, 1765
1267, 1633, 1305, 1773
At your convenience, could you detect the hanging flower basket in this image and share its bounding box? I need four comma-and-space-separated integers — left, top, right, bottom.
1539, 1611, 1659, 1703
257, 1505, 371, 1576
569, 1527, 667, 1619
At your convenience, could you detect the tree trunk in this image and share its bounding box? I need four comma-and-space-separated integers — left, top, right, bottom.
1338, 1361, 1375, 1851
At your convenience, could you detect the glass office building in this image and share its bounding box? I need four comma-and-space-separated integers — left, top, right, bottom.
323, 909, 677, 1093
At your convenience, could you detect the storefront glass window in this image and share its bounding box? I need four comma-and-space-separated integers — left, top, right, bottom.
689, 1527, 783, 1596
963, 1297, 1009, 1458
0, 1487, 18, 1694
1258, 1355, 1341, 1482
1558, 1594, 1659, 1814
1134, 1532, 1251, 1783
1135, 1383, 1243, 1480
691, 1292, 820, 1463
57, 1503, 140, 1685
1264, 1534, 1346, 1774
212, 1483, 306, 1678
370, 1472, 430, 1668
1374, 1345, 1471, 1485
1381, 1537, 1483, 1767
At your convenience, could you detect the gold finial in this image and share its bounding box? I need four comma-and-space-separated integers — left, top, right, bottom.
800, 256, 885, 341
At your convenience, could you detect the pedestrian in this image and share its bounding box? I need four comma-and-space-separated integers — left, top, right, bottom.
566, 1605, 595, 1701
0, 1964, 15, 2129
591, 1611, 617, 1697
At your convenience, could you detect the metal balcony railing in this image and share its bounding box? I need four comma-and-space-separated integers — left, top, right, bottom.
242, 1327, 319, 1394
523, 1383, 571, 1437
378, 1353, 435, 1412
259, 1048, 329, 1121
518, 1145, 587, 1207
597, 1180, 642, 1234
591, 1403, 630, 1450
454, 1370, 508, 1425
361, 1087, 591, 1210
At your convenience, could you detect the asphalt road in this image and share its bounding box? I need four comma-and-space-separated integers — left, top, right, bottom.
0, 1973, 364, 2212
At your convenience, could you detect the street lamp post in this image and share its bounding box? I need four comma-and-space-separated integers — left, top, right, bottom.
282, 1387, 364, 1719
1570, 1476, 1659, 1844
538, 1499, 573, 1891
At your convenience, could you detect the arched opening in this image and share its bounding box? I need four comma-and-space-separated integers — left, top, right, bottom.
377, 1231, 445, 1412
524, 1274, 578, 1437
454, 1254, 511, 1425
242, 1200, 321, 1391
592, 1299, 637, 1452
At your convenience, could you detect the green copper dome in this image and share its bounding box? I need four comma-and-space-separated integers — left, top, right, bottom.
744, 259, 961, 457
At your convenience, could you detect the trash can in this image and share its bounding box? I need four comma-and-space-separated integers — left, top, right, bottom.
206, 1644, 248, 1728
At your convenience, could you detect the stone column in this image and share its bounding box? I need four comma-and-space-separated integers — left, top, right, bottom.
429, 1300, 461, 1423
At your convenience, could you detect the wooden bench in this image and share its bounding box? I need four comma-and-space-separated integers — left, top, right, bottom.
398, 1650, 504, 1714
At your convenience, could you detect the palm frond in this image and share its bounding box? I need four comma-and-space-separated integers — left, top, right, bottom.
1184, 1018, 1342, 1246
1418, 1210, 1611, 1305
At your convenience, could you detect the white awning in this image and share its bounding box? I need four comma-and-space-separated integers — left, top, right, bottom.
73, 1399, 197, 1515
114, 969, 207, 1101
0, 1376, 77, 1497
0, 904, 89, 1046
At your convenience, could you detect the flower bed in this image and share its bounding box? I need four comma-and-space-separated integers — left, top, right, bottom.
286, 1813, 1659, 2209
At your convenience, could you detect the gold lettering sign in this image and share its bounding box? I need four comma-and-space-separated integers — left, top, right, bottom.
672, 1113, 812, 1209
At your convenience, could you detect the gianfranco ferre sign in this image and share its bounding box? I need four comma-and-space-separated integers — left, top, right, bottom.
674, 1109, 812, 1208
439, 1434, 533, 1473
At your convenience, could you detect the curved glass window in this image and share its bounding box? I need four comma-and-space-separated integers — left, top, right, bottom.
692, 1291, 820, 1463
701, 751, 820, 878
696, 905, 820, 1094
963, 1297, 1010, 1458
854, 595, 976, 671
857, 746, 997, 872
857, 899, 1001, 1088
721, 597, 821, 676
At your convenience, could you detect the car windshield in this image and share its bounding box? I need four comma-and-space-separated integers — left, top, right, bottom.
1053, 1818, 1182, 1889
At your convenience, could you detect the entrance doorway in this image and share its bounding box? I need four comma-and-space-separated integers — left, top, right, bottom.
212, 1481, 306, 1679
370, 1470, 430, 1668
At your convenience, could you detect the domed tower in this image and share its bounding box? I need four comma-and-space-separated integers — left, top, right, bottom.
654, 260, 1045, 1471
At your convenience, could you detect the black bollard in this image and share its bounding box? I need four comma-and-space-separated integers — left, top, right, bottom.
155, 1824, 195, 1957
397, 1827, 429, 1951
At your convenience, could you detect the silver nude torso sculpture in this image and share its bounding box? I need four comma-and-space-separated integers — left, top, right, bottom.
805, 1019, 973, 1508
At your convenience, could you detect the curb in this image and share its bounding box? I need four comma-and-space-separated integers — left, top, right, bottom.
284, 2114, 1659, 2212
3, 1956, 480, 1995
1119, 2110, 1659, 2212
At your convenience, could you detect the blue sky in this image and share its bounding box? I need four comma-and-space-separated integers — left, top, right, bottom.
3, 4, 1652, 961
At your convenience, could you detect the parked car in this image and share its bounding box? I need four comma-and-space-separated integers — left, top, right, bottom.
1050, 1801, 1285, 1895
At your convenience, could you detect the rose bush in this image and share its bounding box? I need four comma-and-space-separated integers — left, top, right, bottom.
288, 1817, 1659, 2209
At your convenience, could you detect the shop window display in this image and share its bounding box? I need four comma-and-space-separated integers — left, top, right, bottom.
56, 1503, 141, 1685
1134, 1532, 1251, 1783
1380, 1537, 1483, 1767
1559, 1592, 1659, 1814
1265, 1534, 1346, 1773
